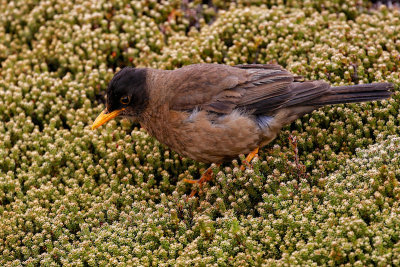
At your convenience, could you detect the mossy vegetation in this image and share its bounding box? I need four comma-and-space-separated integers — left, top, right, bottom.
0, 0, 399, 265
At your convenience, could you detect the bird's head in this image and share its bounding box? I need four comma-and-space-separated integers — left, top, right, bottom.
92, 67, 148, 130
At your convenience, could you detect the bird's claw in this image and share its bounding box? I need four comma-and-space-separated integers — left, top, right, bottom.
184, 166, 217, 198
240, 147, 259, 171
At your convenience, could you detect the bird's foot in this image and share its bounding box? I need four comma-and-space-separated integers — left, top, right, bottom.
240, 147, 259, 171
184, 164, 220, 198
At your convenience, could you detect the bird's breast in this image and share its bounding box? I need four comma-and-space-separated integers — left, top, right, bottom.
140, 108, 264, 163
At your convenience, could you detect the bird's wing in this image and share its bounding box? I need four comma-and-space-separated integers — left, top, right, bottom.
170, 63, 330, 115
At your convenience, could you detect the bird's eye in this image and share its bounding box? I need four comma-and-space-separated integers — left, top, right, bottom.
120, 96, 130, 105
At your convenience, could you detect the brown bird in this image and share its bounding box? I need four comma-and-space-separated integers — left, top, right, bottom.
92, 63, 393, 195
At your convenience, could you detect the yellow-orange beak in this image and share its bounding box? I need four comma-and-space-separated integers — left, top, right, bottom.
92, 108, 125, 130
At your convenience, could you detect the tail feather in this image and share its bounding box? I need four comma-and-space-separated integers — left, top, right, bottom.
308, 82, 393, 106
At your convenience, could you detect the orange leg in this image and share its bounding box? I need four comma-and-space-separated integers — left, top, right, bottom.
184, 164, 220, 197
240, 147, 259, 171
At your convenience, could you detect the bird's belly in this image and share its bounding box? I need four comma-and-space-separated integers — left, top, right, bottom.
143, 110, 263, 163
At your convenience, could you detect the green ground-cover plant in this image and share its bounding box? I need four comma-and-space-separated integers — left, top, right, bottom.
0, 0, 399, 265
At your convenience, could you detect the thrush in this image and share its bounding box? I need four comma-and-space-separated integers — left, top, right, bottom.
92, 63, 393, 195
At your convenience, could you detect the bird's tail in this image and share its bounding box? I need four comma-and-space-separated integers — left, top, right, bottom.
308, 83, 393, 106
